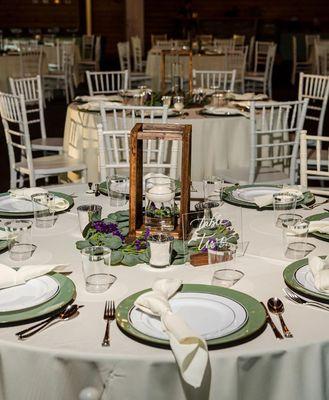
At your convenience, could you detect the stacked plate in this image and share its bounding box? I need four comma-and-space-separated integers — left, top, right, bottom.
223, 185, 315, 209
306, 211, 329, 242
116, 284, 266, 348
283, 257, 329, 303
0, 273, 76, 326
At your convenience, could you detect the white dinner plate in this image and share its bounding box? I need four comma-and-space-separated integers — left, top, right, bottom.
129, 292, 248, 340
0, 276, 60, 312
232, 186, 303, 203
202, 107, 242, 116
295, 265, 329, 297
0, 195, 68, 213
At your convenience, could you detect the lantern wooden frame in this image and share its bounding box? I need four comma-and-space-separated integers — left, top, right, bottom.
128, 123, 192, 240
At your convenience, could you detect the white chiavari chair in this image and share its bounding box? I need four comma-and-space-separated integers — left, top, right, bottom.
131, 36, 146, 72
298, 73, 329, 137
225, 48, 247, 93
81, 35, 95, 61
79, 36, 101, 74
154, 40, 174, 50
0, 92, 86, 188
97, 103, 179, 179
291, 36, 313, 85
213, 38, 234, 52
192, 69, 236, 91
245, 44, 276, 97
305, 34, 320, 60
314, 41, 329, 75
216, 100, 308, 185
253, 41, 275, 72
151, 34, 168, 47
19, 47, 43, 77
9, 75, 63, 152
233, 35, 245, 48
247, 35, 255, 70
86, 70, 128, 95
117, 41, 151, 87
300, 131, 329, 195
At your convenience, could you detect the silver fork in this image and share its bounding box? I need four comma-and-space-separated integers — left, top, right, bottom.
283, 288, 329, 311
301, 199, 329, 210
102, 300, 115, 347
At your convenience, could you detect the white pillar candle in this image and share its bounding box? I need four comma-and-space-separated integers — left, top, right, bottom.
146, 185, 175, 203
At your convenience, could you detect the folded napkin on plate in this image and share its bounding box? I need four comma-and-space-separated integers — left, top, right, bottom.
75, 95, 122, 102
230, 93, 268, 101
134, 279, 208, 388
309, 256, 329, 292
77, 101, 122, 111
9, 187, 69, 211
0, 263, 69, 289
204, 105, 249, 117
309, 221, 329, 234
253, 186, 304, 208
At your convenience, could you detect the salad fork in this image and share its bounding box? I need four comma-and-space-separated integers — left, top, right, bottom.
102, 300, 115, 347
301, 199, 329, 210
283, 288, 329, 311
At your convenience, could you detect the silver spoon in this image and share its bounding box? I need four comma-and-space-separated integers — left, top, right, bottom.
17, 304, 82, 340
267, 297, 293, 338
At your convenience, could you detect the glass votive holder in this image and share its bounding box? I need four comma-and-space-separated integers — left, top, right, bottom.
282, 219, 315, 259
211, 92, 225, 108
133, 93, 144, 106
106, 175, 128, 207
173, 96, 184, 112
81, 246, 115, 293
203, 176, 224, 204
31, 192, 57, 228
148, 233, 174, 268
208, 243, 237, 265
276, 213, 302, 230
4, 219, 36, 261
77, 205, 102, 233
161, 95, 172, 107
273, 193, 298, 227
212, 269, 244, 287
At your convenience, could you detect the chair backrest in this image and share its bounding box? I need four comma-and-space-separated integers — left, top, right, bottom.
86, 70, 128, 95
192, 69, 236, 91
97, 103, 180, 179
9, 74, 46, 140
53, 40, 75, 72
305, 34, 320, 60
155, 40, 174, 50
233, 35, 245, 48
254, 41, 275, 72
19, 47, 43, 77
249, 99, 308, 184
300, 131, 329, 195
94, 36, 101, 70
131, 36, 143, 72
0, 92, 34, 187
262, 44, 277, 83
117, 41, 131, 71
225, 49, 247, 84
291, 36, 298, 66
298, 73, 329, 136
213, 38, 234, 52
314, 42, 329, 75
247, 36, 255, 70
151, 34, 168, 47
82, 34, 95, 61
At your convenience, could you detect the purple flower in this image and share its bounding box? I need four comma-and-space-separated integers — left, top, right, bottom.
92, 221, 125, 241
221, 219, 232, 228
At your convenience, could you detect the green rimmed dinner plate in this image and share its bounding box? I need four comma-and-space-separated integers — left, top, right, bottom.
116, 284, 266, 349
0, 240, 8, 253
305, 212, 329, 242
99, 179, 181, 197
223, 184, 315, 210
0, 273, 76, 326
283, 256, 329, 303
0, 191, 74, 218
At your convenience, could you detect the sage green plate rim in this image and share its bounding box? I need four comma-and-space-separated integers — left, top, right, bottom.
0, 240, 8, 253
305, 212, 329, 242
283, 256, 329, 303
116, 284, 266, 349
99, 180, 182, 197
0, 273, 76, 326
223, 184, 315, 210
0, 191, 74, 218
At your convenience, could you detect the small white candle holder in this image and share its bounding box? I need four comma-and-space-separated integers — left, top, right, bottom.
148, 233, 174, 268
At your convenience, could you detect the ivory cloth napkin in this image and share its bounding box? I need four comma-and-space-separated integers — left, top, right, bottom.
0, 263, 68, 289
9, 188, 69, 211
309, 256, 329, 293
252, 187, 303, 208
75, 95, 122, 102
309, 221, 329, 234
134, 279, 208, 388
77, 101, 122, 111
230, 93, 268, 101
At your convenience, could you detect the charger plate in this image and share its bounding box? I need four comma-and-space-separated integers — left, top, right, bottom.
0, 273, 76, 326
0, 192, 74, 218
305, 212, 329, 243
283, 256, 329, 303
0, 241, 7, 253
223, 184, 314, 210
116, 284, 266, 348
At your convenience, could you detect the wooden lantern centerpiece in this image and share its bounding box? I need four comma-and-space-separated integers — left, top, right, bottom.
128, 123, 192, 240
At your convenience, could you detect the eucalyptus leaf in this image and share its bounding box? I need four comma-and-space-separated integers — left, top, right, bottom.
173, 240, 187, 255
120, 227, 129, 236
172, 256, 188, 265
75, 240, 91, 250
107, 213, 118, 221
117, 221, 129, 229
103, 235, 123, 250
138, 251, 150, 263
111, 250, 124, 265
117, 210, 129, 217
122, 253, 140, 267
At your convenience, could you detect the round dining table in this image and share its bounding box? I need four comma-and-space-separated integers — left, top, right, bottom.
63, 104, 251, 182
0, 182, 328, 400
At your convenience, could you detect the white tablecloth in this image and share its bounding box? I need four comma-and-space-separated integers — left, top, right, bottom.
0, 183, 328, 400
63, 104, 251, 182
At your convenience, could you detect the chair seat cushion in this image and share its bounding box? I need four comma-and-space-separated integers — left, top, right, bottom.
17, 154, 86, 175
31, 137, 64, 151
216, 166, 291, 185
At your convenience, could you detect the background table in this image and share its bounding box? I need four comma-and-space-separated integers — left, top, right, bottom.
0, 183, 328, 400
63, 104, 251, 182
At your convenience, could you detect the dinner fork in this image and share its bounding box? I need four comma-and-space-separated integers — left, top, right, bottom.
102, 300, 115, 347
300, 199, 329, 210
283, 288, 329, 311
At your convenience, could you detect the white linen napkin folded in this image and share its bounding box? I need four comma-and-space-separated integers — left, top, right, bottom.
253, 187, 304, 208
75, 95, 122, 102
0, 263, 69, 289
231, 93, 268, 101
309, 221, 329, 234
204, 105, 249, 117
9, 187, 69, 211
309, 256, 329, 292
134, 279, 208, 388
77, 101, 122, 111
